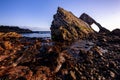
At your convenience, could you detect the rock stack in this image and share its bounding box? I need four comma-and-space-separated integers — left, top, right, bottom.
51, 7, 94, 41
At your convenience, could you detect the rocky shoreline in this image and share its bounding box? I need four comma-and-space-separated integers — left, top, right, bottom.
0, 31, 120, 80
0, 7, 120, 80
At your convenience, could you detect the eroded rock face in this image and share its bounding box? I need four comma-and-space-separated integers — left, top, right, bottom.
51, 7, 94, 41
80, 13, 110, 33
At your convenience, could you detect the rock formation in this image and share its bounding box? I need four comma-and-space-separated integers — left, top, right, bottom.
0, 7, 120, 80
80, 13, 110, 33
51, 7, 94, 41
110, 28, 120, 36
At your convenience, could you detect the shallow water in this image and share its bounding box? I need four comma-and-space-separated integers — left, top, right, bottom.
70, 40, 94, 52
22, 31, 51, 38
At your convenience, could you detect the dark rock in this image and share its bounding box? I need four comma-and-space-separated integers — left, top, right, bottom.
3, 66, 32, 80
110, 28, 120, 36
0, 25, 32, 33
107, 36, 120, 44
80, 13, 96, 25
109, 61, 116, 68
51, 7, 94, 41
80, 13, 110, 34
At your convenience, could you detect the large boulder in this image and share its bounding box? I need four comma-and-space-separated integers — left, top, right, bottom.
80, 13, 110, 33
50, 7, 94, 41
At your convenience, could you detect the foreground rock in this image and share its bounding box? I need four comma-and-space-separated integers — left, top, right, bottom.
51, 7, 94, 41
0, 31, 120, 80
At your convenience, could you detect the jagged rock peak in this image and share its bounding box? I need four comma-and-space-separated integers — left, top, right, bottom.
50, 7, 94, 41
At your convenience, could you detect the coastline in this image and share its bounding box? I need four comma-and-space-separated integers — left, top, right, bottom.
0, 7, 120, 80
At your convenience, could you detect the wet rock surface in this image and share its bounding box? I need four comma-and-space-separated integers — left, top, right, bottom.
0, 31, 120, 80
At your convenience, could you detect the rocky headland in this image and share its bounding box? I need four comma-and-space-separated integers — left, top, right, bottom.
0, 7, 120, 80
0, 25, 32, 33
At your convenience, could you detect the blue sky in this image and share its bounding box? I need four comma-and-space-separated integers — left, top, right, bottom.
0, 0, 120, 31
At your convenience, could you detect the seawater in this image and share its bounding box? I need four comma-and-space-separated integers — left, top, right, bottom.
22, 31, 51, 38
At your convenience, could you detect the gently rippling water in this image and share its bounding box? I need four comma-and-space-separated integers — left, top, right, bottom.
22, 31, 51, 38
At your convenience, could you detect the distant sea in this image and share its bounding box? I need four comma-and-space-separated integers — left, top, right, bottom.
22, 31, 51, 38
